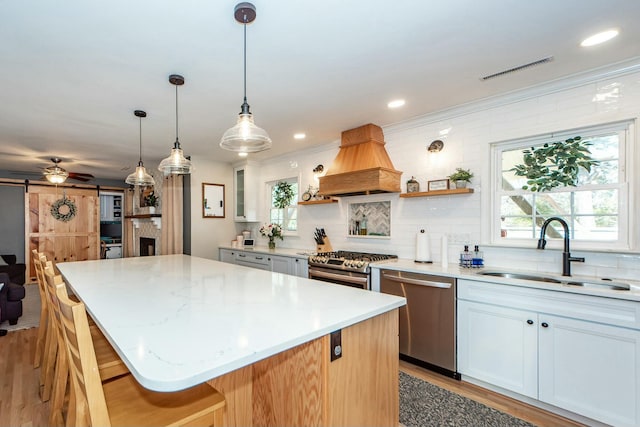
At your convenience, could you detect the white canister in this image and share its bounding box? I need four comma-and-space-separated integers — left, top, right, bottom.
236, 235, 244, 244
242, 230, 251, 240
231, 241, 238, 248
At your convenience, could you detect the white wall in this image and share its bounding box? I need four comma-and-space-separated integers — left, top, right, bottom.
250, 59, 640, 281
189, 158, 235, 259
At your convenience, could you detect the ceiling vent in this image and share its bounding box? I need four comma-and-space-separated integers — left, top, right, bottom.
480, 56, 554, 81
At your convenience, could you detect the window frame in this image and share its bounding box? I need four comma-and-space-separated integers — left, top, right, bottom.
490, 120, 634, 251
265, 176, 300, 236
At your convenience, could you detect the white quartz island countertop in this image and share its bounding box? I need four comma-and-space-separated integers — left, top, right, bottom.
57, 255, 405, 392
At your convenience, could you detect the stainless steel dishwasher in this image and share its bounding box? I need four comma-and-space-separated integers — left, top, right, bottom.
380, 269, 459, 379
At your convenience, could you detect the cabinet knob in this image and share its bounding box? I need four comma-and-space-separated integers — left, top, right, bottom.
268, 258, 271, 261
526, 319, 534, 325
541, 322, 549, 328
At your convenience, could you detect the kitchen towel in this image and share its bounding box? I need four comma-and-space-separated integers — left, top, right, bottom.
415, 229, 432, 263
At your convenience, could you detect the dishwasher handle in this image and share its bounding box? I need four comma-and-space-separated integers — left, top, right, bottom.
381, 272, 451, 289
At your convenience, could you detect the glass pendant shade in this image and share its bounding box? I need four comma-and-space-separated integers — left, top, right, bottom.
220, 112, 272, 152
220, 3, 271, 153
158, 143, 193, 175
159, 74, 192, 176
126, 110, 155, 186
125, 163, 155, 186
44, 166, 68, 184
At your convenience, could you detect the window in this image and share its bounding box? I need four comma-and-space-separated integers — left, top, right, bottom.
267, 178, 298, 233
493, 121, 632, 250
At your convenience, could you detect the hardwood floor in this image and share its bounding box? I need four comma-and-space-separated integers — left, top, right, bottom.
0, 328, 50, 426
0, 328, 584, 427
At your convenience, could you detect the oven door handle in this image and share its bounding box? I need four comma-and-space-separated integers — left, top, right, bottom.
309, 268, 369, 285
381, 272, 451, 289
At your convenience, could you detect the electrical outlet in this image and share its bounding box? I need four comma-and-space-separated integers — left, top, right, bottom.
330, 330, 342, 361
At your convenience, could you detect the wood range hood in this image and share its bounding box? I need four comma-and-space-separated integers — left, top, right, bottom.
318, 124, 402, 197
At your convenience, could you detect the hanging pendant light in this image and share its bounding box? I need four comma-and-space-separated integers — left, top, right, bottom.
125, 110, 155, 186
220, 2, 272, 153
158, 74, 193, 175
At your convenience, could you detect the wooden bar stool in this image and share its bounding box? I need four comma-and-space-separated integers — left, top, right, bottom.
55, 283, 226, 427
32, 250, 49, 369
39, 261, 129, 403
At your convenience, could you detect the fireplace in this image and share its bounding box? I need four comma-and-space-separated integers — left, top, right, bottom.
140, 237, 156, 256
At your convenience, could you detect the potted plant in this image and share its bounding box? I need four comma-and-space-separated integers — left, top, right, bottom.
448, 168, 474, 189
510, 136, 598, 192
273, 181, 295, 209
260, 223, 283, 249
144, 191, 158, 213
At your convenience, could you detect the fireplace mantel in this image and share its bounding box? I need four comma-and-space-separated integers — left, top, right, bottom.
125, 214, 161, 229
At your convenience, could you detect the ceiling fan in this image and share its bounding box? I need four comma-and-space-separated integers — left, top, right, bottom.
43, 157, 94, 183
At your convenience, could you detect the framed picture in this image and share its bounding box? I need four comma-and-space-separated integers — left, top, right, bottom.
202, 183, 225, 218
428, 179, 450, 191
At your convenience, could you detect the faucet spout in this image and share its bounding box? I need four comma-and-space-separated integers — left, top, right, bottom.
537, 217, 585, 276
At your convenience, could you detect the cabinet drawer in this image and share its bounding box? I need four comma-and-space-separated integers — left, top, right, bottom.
235, 252, 270, 266
458, 279, 640, 330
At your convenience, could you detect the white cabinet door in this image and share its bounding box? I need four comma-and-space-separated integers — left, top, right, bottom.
219, 249, 236, 264
270, 255, 291, 274
538, 314, 640, 427
291, 257, 308, 278
458, 300, 538, 398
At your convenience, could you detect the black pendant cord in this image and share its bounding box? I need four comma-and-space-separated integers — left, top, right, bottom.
243, 21, 247, 103
138, 116, 143, 166
239, 20, 251, 115
174, 83, 180, 148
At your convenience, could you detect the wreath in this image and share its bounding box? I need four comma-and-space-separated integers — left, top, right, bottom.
273, 181, 295, 209
50, 197, 77, 222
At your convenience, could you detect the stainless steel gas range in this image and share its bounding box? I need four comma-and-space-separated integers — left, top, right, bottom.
308, 251, 397, 290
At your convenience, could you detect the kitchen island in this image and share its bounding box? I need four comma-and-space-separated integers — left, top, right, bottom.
57, 254, 405, 426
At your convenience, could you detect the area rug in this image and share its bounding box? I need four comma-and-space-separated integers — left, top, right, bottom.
399, 371, 534, 427
2, 283, 40, 332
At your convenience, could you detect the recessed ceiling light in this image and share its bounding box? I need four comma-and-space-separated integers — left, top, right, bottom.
238, 152, 248, 157
387, 99, 405, 109
580, 29, 619, 47
294, 133, 306, 140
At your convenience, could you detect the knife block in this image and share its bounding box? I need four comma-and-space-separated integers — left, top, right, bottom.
317, 237, 333, 253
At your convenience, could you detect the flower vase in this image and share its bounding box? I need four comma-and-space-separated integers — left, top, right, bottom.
268, 238, 276, 249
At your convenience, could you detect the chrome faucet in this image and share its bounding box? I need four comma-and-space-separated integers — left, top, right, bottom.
537, 217, 585, 277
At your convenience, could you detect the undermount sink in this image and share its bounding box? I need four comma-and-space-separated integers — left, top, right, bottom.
478, 271, 631, 291
565, 280, 631, 291
478, 271, 562, 283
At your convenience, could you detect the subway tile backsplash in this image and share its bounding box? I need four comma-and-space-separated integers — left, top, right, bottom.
255, 62, 640, 282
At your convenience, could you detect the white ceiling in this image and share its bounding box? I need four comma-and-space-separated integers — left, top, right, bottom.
1, 0, 639, 181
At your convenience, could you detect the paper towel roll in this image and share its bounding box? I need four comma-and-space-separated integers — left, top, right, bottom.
415, 229, 432, 263
441, 234, 448, 268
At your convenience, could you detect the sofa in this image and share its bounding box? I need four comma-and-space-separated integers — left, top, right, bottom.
0, 272, 25, 325
0, 254, 26, 285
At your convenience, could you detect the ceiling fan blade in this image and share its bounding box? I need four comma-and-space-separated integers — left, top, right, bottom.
68, 172, 94, 178
67, 173, 93, 182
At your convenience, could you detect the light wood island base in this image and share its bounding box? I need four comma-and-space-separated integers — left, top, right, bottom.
208, 309, 399, 426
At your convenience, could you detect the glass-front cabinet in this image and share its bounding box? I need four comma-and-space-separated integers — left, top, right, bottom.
233, 162, 259, 222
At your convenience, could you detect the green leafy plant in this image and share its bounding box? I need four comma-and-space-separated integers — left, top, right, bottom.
273, 181, 295, 209
510, 136, 598, 192
448, 168, 474, 182
144, 191, 158, 207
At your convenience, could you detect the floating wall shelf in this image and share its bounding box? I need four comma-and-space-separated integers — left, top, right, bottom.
399, 188, 474, 198
298, 198, 338, 205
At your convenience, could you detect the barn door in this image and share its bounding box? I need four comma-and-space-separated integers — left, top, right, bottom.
27, 185, 99, 278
